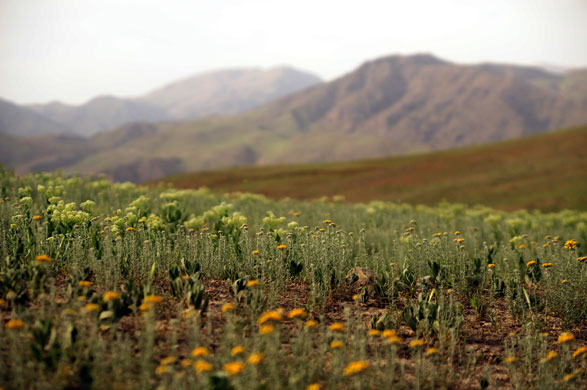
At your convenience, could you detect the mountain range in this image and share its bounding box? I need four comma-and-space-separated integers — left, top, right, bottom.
1, 54, 587, 182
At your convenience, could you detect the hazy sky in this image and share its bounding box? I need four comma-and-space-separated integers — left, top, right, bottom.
1, 0, 586, 105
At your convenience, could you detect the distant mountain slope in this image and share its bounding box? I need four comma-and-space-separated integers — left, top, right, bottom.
27, 96, 170, 137
0, 98, 70, 136
3, 54, 587, 182
142, 66, 322, 119
157, 124, 587, 211
13, 66, 322, 137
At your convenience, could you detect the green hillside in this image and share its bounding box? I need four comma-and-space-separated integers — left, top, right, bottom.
157, 125, 587, 211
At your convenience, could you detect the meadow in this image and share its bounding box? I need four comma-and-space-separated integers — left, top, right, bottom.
1, 167, 586, 389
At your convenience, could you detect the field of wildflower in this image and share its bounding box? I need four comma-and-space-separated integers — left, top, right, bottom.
1, 166, 586, 390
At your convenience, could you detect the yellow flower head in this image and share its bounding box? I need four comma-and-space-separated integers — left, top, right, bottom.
126, 227, 135, 231
223, 361, 245, 376
231, 346, 245, 356
409, 339, 425, 348
180, 359, 192, 368
518, 244, 526, 249
503, 356, 518, 364
367, 329, 381, 336
139, 303, 153, 311
190, 347, 210, 357
454, 231, 461, 236
385, 335, 403, 345
564, 240, 577, 250
103, 291, 120, 302
260, 324, 275, 335
155, 365, 171, 375
277, 244, 288, 250
288, 308, 308, 319
329, 340, 344, 349
84, 303, 101, 312
258, 311, 283, 324
32, 215, 42, 220
526, 260, 537, 267
307, 384, 321, 390
329, 322, 345, 332
160, 356, 177, 366
456, 238, 465, 244
425, 347, 440, 356
144, 295, 163, 304
5, 319, 24, 329
251, 250, 260, 255
572, 346, 587, 359
542, 263, 553, 268
557, 332, 575, 344
221, 302, 235, 313
246, 280, 259, 288
382, 329, 397, 338
247, 353, 264, 365
343, 361, 369, 376
540, 351, 559, 363
305, 319, 318, 328
35, 254, 52, 263
488, 263, 496, 269
193, 359, 213, 373
78, 280, 92, 287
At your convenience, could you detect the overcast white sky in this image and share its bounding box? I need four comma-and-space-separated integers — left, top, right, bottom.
1, 0, 586, 105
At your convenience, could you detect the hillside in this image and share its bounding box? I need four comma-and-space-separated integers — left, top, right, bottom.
3, 54, 587, 182
157, 125, 587, 211
142, 66, 322, 119
14, 66, 322, 137
0, 98, 71, 136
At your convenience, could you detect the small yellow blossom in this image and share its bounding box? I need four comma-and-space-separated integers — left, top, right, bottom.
488, 263, 496, 269
409, 339, 425, 348
425, 347, 440, 356
5, 319, 24, 329
155, 365, 171, 375
144, 295, 163, 304
139, 303, 153, 311
564, 240, 577, 250
277, 244, 288, 250
329, 322, 344, 332
223, 361, 245, 376
288, 308, 308, 319
180, 359, 192, 368
231, 346, 245, 356
103, 291, 120, 302
329, 340, 344, 349
260, 324, 275, 335
542, 263, 553, 268
126, 227, 135, 231
258, 311, 283, 324
35, 254, 52, 262
367, 329, 381, 336
221, 302, 235, 312
526, 260, 537, 267
343, 360, 369, 376
305, 319, 318, 328
307, 384, 321, 390
190, 347, 210, 357
247, 353, 264, 365
503, 356, 518, 364
455, 238, 465, 244
572, 346, 587, 359
557, 332, 575, 344
78, 280, 92, 287
32, 215, 42, 220
246, 280, 259, 287
84, 303, 100, 312
160, 356, 177, 366
193, 360, 213, 373
251, 250, 260, 255
454, 231, 461, 236
540, 351, 559, 363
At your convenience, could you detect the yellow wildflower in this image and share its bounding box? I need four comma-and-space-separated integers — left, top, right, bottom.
488, 263, 496, 269
277, 244, 288, 250
5, 319, 24, 329
78, 280, 92, 287
258, 311, 283, 324
540, 351, 558, 363
557, 332, 575, 344
231, 346, 245, 356
35, 254, 52, 262
307, 384, 321, 390
180, 359, 192, 368
343, 360, 369, 376
572, 346, 587, 359
247, 353, 264, 365
160, 356, 177, 366
425, 347, 440, 356
564, 240, 577, 250
139, 303, 152, 311
155, 365, 170, 375
305, 319, 318, 328
260, 324, 275, 335
251, 250, 260, 255
367, 329, 381, 336
190, 347, 210, 357
386, 335, 403, 344
288, 308, 308, 319
144, 295, 163, 304
382, 329, 397, 338
329, 340, 344, 349
126, 227, 135, 231
85, 303, 100, 312
221, 302, 235, 313
503, 356, 518, 364
526, 260, 537, 267
246, 280, 259, 287
542, 263, 553, 268
103, 291, 120, 302
193, 360, 213, 373
223, 361, 245, 376
329, 322, 344, 332
454, 231, 461, 236
409, 339, 425, 348
456, 238, 465, 244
